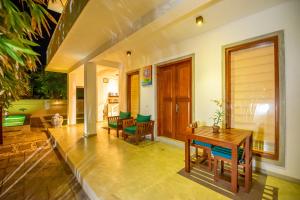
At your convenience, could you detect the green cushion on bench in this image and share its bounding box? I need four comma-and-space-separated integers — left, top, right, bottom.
120, 111, 131, 119
136, 114, 151, 122
108, 122, 118, 128
124, 126, 137, 134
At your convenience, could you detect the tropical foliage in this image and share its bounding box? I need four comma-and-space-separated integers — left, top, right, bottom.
30, 71, 67, 99
0, 0, 56, 109
0, 0, 56, 144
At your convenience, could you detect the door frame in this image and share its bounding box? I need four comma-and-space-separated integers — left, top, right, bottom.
156, 55, 194, 139
127, 70, 140, 114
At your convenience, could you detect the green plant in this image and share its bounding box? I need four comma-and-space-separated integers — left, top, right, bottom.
0, 0, 56, 144
0, 0, 56, 107
211, 99, 224, 127
31, 71, 67, 99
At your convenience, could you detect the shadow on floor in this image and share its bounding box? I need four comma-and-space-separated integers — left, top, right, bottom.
178, 163, 279, 200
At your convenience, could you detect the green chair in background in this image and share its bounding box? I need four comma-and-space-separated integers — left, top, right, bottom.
122, 114, 154, 144
107, 111, 131, 137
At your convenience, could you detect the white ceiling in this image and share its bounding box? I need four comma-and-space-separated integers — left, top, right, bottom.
47, 0, 68, 13
46, 0, 287, 72
46, 0, 170, 72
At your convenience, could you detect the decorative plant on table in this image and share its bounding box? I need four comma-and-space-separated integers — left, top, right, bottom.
211, 99, 224, 133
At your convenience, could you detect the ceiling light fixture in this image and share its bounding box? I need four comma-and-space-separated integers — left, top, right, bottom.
126, 51, 132, 56
196, 16, 204, 26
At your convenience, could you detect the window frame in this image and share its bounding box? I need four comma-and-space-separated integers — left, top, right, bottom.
225, 36, 280, 160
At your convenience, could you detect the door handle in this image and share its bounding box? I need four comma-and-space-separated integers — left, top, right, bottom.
176, 103, 179, 113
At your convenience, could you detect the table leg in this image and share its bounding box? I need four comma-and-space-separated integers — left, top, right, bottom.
185, 138, 191, 172
231, 146, 238, 193
244, 135, 250, 192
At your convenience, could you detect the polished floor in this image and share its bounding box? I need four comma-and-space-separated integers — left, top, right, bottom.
0, 125, 89, 200
49, 123, 300, 200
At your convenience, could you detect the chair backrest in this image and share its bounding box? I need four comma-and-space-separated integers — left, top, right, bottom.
136, 114, 151, 122
120, 111, 131, 119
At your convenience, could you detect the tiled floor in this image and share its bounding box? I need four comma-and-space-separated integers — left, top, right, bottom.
49, 123, 300, 200
0, 125, 89, 200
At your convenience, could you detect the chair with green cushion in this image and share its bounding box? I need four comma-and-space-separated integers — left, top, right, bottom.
191, 140, 213, 171
107, 111, 131, 137
212, 146, 246, 183
122, 114, 154, 144
189, 122, 213, 171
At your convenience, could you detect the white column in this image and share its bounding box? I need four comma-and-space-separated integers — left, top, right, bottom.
84, 62, 98, 136
67, 72, 76, 125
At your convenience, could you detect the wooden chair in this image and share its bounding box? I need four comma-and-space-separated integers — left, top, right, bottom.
107, 112, 131, 137
189, 122, 213, 171
191, 141, 213, 171
122, 114, 154, 144
212, 145, 248, 184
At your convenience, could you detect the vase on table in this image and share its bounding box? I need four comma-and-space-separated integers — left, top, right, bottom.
212, 125, 220, 133
51, 113, 63, 127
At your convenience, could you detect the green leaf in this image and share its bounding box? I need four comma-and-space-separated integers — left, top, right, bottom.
19, 38, 39, 47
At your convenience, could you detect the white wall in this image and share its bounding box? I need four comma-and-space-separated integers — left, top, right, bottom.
126, 1, 300, 179
97, 72, 119, 121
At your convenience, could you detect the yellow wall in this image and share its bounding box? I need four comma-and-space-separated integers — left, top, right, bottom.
7, 99, 84, 116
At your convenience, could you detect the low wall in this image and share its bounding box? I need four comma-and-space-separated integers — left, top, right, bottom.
7, 99, 84, 117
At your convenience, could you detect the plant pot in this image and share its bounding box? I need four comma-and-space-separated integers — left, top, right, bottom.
212, 125, 220, 133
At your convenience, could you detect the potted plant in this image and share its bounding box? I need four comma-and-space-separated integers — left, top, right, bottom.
211, 99, 224, 133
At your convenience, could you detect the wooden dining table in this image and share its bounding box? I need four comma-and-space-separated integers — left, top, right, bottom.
185, 126, 253, 193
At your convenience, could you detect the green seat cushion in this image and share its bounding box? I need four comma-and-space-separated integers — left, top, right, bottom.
120, 111, 131, 119
108, 122, 118, 128
192, 140, 212, 148
124, 126, 137, 134
136, 114, 151, 122
212, 146, 244, 162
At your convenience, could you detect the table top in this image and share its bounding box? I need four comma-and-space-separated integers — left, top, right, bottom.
187, 126, 252, 148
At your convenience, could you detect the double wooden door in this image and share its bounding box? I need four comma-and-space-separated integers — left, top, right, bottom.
157, 58, 192, 141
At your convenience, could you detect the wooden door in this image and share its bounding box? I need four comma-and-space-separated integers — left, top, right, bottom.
127, 71, 140, 118
157, 66, 175, 138
174, 60, 192, 141
157, 58, 192, 141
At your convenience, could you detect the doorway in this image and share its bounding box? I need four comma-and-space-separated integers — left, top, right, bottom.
157, 58, 192, 141
76, 87, 84, 124
127, 71, 140, 118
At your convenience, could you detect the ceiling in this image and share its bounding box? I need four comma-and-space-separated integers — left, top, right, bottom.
46, 0, 287, 73
92, 0, 286, 67
46, 0, 172, 72
47, 0, 68, 13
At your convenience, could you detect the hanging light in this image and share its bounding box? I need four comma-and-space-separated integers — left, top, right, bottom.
126, 51, 132, 56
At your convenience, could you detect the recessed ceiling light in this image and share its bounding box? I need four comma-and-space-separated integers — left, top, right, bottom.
196, 16, 204, 26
